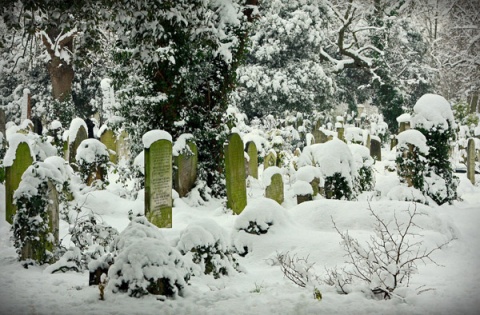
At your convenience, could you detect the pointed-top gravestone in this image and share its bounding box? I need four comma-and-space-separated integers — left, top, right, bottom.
4, 134, 34, 223
173, 134, 198, 198
68, 118, 88, 165
263, 149, 277, 169
245, 141, 258, 179
144, 130, 173, 228
224, 133, 247, 215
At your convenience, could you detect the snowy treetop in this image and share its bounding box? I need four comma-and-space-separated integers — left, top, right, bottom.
412, 94, 456, 130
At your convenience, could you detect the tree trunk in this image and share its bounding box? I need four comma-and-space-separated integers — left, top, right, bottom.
41, 29, 75, 102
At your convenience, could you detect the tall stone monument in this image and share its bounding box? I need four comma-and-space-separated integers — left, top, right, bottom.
224, 133, 247, 215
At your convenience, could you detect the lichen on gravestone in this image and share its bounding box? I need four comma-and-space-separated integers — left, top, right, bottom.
4, 134, 34, 224
144, 130, 173, 228
245, 141, 258, 179
265, 173, 284, 205
99, 127, 117, 163
224, 133, 247, 215
467, 138, 476, 185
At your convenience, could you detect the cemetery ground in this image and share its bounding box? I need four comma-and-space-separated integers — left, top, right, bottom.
0, 151, 479, 315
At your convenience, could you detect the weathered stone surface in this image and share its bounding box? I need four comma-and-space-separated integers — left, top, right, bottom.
390, 135, 398, 150
263, 150, 277, 169
297, 194, 312, 204
370, 138, 382, 161
145, 139, 173, 228
68, 124, 88, 166
399, 121, 410, 133
5, 141, 33, 224
245, 141, 258, 179
265, 173, 284, 205
337, 127, 345, 142
225, 133, 247, 215
174, 139, 198, 198
0, 107, 5, 137
100, 128, 117, 163
467, 138, 476, 185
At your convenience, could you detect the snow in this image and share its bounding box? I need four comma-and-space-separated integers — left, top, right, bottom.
397, 129, 429, 154
172, 134, 194, 157
296, 165, 321, 183
1, 132, 480, 315
396, 113, 411, 123
262, 166, 283, 187
293, 180, 313, 196
75, 139, 109, 164
412, 94, 456, 130
3, 133, 35, 167
142, 130, 172, 149
68, 118, 88, 145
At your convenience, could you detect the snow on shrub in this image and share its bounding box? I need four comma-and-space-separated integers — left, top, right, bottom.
12, 160, 68, 264
177, 219, 239, 278
298, 138, 357, 200
107, 238, 189, 298
348, 144, 375, 192
106, 216, 190, 298
234, 197, 288, 235
395, 129, 428, 194
75, 138, 110, 188
411, 94, 458, 205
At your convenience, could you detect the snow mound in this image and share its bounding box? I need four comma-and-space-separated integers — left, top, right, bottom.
412, 94, 455, 130
234, 198, 288, 235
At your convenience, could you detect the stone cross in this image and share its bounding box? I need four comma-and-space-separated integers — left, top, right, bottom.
224, 133, 247, 215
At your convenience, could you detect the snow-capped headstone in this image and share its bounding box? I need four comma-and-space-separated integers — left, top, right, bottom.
293, 181, 313, 204
173, 135, 198, 198
245, 141, 258, 179
224, 133, 247, 214
99, 127, 117, 163
67, 118, 88, 166
263, 149, 277, 169
263, 167, 283, 205
143, 130, 173, 228
370, 136, 382, 161
467, 138, 476, 185
336, 123, 345, 142
4, 134, 34, 223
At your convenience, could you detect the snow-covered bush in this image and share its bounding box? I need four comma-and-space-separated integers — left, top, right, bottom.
395, 129, 429, 193
234, 198, 288, 236
107, 216, 190, 298
177, 219, 239, 278
411, 94, 458, 204
298, 139, 357, 200
12, 160, 68, 264
349, 144, 375, 193
75, 138, 110, 188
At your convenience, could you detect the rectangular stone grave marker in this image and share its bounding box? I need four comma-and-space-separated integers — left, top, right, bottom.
144, 131, 173, 228
5, 137, 34, 223
265, 173, 284, 205
225, 133, 247, 215
370, 137, 382, 161
245, 141, 258, 179
174, 138, 198, 198
100, 128, 117, 163
68, 119, 88, 166
467, 138, 476, 185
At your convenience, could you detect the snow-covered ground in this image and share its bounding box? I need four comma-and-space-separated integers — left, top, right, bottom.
1, 154, 479, 315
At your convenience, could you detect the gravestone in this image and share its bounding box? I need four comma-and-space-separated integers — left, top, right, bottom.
263, 150, 277, 169
5, 137, 34, 224
68, 119, 88, 166
173, 138, 198, 198
144, 131, 173, 228
370, 137, 382, 161
100, 128, 117, 163
390, 135, 398, 150
245, 141, 258, 179
265, 173, 284, 205
293, 181, 313, 204
467, 138, 476, 185
46, 180, 59, 254
0, 107, 5, 138
399, 121, 410, 133
336, 125, 345, 142
116, 130, 130, 163
224, 133, 247, 215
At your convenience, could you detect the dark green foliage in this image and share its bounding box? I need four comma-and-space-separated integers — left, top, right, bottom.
324, 172, 353, 200
396, 144, 426, 191
189, 243, 240, 279
357, 165, 375, 192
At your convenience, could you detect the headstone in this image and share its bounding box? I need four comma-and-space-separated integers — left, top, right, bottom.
263, 150, 277, 169
20, 88, 31, 122
390, 135, 398, 150
336, 125, 345, 142
293, 180, 313, 204
116, 130, 130, 163
0, 107, 6, 137
265, 173, 284, 205
245, 141, 258, 179
5, 138, 34, 224
46, 180, 60, 253
144, 131, 173, 228
224, 133, 247, 215
100, 128, 117, 163
68, 119, 88, 166
467, 138, 476, 185
370, 137, 382, 161
399, 121, 410, 133
173, 138, 198, 198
